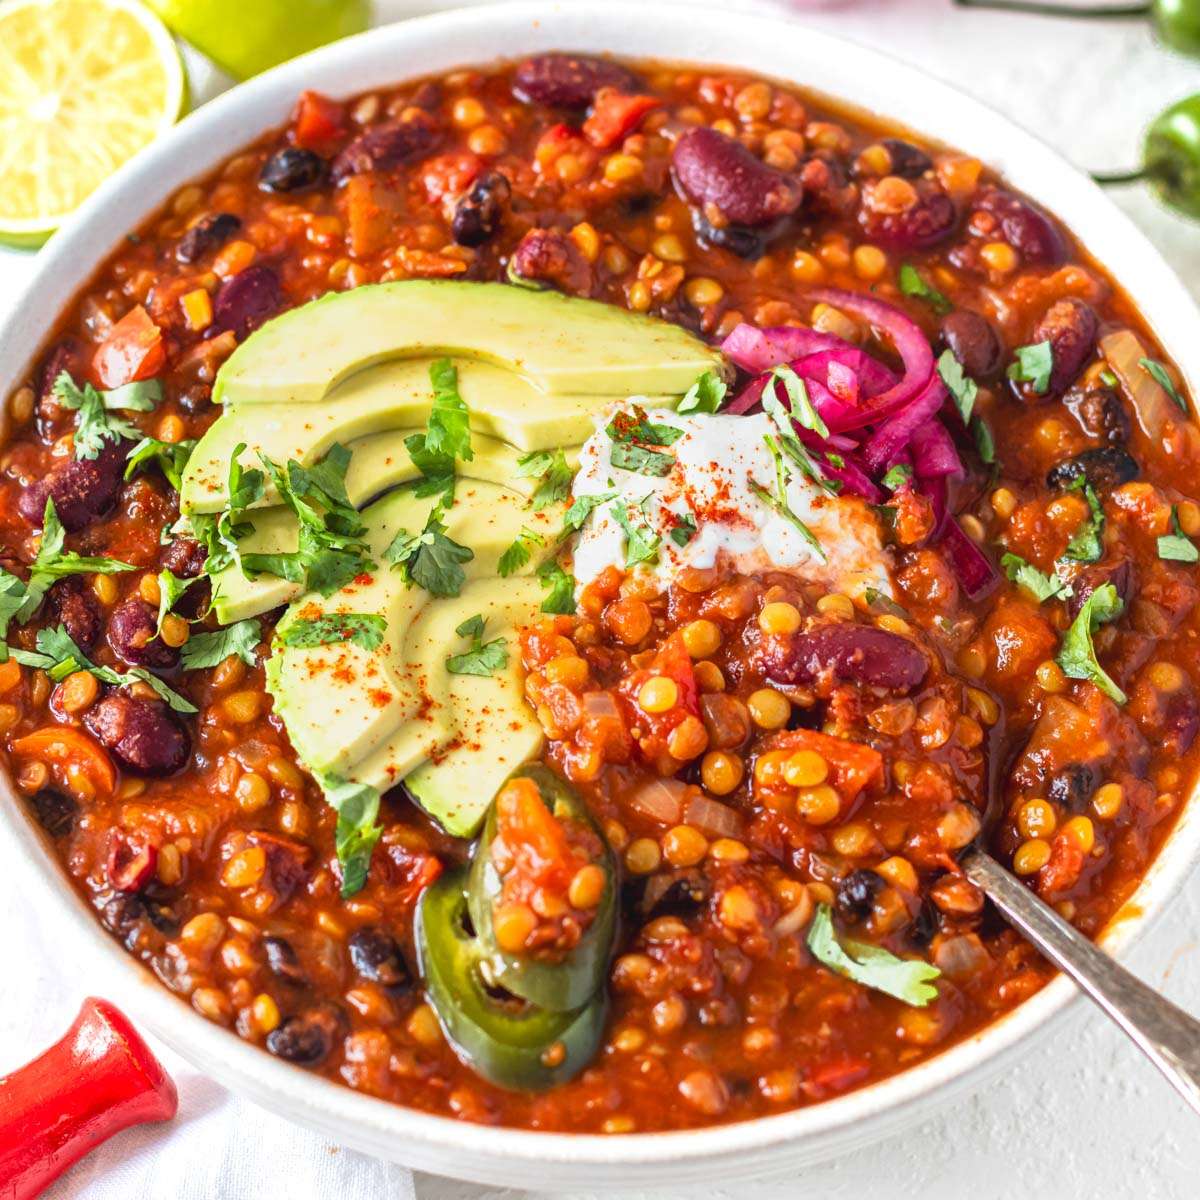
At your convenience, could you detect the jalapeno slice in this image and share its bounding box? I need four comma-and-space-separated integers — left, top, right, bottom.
415, 868, 606, 1092
467, 764, 617, 1013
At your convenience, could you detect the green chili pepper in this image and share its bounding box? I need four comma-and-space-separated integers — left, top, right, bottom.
467, 764, 618, 1013
952, 0, 1200, 58
1092, 94, 1200, 220
415, 868, 607, 1092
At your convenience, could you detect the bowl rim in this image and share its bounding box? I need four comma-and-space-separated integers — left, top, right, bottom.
3, 0, 1199, 1184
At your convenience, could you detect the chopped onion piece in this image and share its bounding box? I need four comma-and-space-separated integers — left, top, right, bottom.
683, 793, 743, 838
1099, 328, 1176, 441
626, 777, 686, 825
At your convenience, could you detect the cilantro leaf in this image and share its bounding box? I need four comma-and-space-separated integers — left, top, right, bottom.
606, 408, 681, 478
669, 512, 697, 547
881, 463, 913, 492
755, 436, 826, 563
537, 560, 577, 614
1139, 357, 1187, 414
279, 613, 386, 652
610, 441, 675, 476
180, 619, 262, 669
320, 775, 381, 898
445, 613, 509, 677
761, 377, 835, 493
52, 373, 144, 460
610, 501, 660, 567
1007, 341, 1054, 395
864, 587, 910, 619
972, 415, 996, 466
937, 348, 978, 425
498, 526, 545, 578
1061, 479, 1105, 564
899, 263, 951, 315
678, 369, 727, 414
770, 364, 829, 439
125, 436, 196, 491
385, 511, 473, 597
1001, 552, 1068, 603
403, 359, 473, 501
154, 569, 198, 636
807, 904, 940, 1007
1056, 582, 1126, 704
562, 490, 617, 534
1158, 506, 1199, 563
529, 449, 575, 510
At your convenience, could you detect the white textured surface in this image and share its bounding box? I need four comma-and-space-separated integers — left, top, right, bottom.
1, 1, 1198, 1196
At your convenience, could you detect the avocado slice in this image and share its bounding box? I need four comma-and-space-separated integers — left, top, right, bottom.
266, 481, 563, 778
214, 280, 726, 407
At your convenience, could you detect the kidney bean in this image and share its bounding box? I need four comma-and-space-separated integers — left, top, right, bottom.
107, 831, 158, 893
259, 147, 326, 193
1022, 298, 1099, 399
348, 928, 410, 988
974, 188, 1066, 266
509, 228, 592, 294
512, 53, 639, 109
265, 1004, 343, 1066
107, 597, 178, 670
210, 265, 283, 341
881, 139, 933, 179
248, 831, 311, 904
29, 788, 77, 838
18, 437, 128, 532
175, 212, 241, 263
798, 154, 858, 219
671, 127, 803, 228
160, 536, 208, 579
1046, 446, 1138, 493
85, 693, 190, 776
1065, 558, 1134, 621
766, 624, 928, 692
47, 577, 102, 652
1065, 385, 1132, 446
330, 116, 438, 182
938, 310, 1003, 381
859, 188, 957, 250
36, 340, 84, 407
450, 170, 510, 247
263, 936, 307, 985
834, 869, 885, 922
1047, 763, 1100, 813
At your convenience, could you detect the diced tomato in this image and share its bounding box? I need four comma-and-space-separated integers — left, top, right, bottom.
534, 122, 589, 170
292, 90, 345, 150
582, 89, 660, 149
420, 152, 482, 205
803, 1056, 871, 1099
1039, 832, 1086, 896
769, 728, 884, 802
496, 776, 577, 892
92, 306, 165, 388
650, 632, 700, 716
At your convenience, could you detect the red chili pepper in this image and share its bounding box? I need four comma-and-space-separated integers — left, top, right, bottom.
582, 89, 660, 149
0, 998, 177, 1200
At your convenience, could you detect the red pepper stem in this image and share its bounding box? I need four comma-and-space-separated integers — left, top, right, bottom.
953, 0, 1151, 16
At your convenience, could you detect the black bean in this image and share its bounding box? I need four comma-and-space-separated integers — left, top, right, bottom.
18, 437, 128, 532
85, 693, 190, 776
511, 53, 639, 109
263, 935, 306, 985
175, 212, 241, 263
975, 188, 1067, 266
1022, 298, 1099, 399
860, 189, 958, 251
210, 265, 283, 341
29, 788, 77, 837
834, 869, 885, 922
259, 147, 326, 193
766, 624, 928, 692
1047, 764, 1100, 813
881, 138, 933, 179
347, 928, 410, 988
1065, 386, 1132, 446
47, 576, 102, 652
450, 171, 510, 247
330, 117, 438, 182
643, 871, 710, 920
107, 597, 177, 670
691, 212, 766, 260
265, 1004, 343, 1066
909, 897, 940, 948
1046, 447, 1139, 493
671, 127, 802, 228
938, 310, 1003, 381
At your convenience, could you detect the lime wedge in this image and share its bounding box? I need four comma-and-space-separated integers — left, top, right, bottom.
0, 0, 186, 249
144, 0, 371, 82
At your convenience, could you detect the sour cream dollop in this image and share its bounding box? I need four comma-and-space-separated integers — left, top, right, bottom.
569, 404, 894, 598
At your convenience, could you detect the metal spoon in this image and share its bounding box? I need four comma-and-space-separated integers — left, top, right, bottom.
960, 845, 1200, 1113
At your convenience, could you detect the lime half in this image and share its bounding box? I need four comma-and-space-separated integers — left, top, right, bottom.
0, 0, 186, 248
144, 0, 372, 82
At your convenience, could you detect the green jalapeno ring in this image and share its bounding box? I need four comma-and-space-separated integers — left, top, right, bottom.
467, 764, 618, 1014
415, 868, 607, 1092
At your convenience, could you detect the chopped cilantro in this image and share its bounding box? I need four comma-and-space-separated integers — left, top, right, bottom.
881, 463, 913, 491
755, 437, 826, 562
445, 613, 509, 677
320, 775, 381, 898
807, 904, 940, 1007
1139, 357, 1188, 414
937, 348, 978, 425
498, 526, 546, 577
51, 373, 144, 460
1056, 582, 1126, 704
899, 263, 951, 315
669, 512, 697, 547
384, 510, 473, 598
1061, 478, 1105, 564
1157, 506, 1198, 563
678, 369, 727, 414
124, 436, 196, 491
610, 500, 660, 567
762, 381, 834, 493
537, 560, 577, 615
562, 490, 617, 534
1001, 552, 1068, 603
864, 587, 910, 619
154, 569, 198, 636
607, 407, 681, 477
1099, 368, 1119, 388
180, 619, 262, 669
403, 359, 473, 501
770, 364, 829, 439
1007, 340, 1054, 395
279, 613, 386, 652
514, 448, 574, 510
972, 415, 996, 466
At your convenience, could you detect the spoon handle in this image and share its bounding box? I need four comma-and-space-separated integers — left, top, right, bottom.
962, 848, 1200, 1115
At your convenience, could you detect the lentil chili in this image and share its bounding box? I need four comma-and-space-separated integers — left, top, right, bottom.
2, 54, 1198, 1132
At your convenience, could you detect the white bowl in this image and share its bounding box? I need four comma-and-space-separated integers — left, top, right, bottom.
3, 2, 1199, 1189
